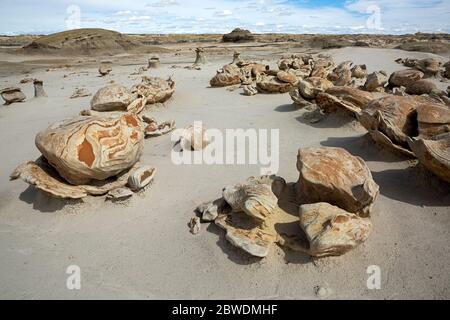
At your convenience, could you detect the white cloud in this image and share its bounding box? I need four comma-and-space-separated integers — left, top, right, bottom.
146, 0, 179, 7
214, 9, 233, 17
0, 0, 448, 35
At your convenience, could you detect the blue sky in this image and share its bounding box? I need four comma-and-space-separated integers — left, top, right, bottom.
0, 0, 449, 35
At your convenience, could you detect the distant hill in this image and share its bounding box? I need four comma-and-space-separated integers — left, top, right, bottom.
22, 28, 141, 54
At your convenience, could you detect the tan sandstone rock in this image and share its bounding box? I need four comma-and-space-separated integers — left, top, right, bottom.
10, 157, 140, 199
296, 147, 379, 217
210, 64, 242, 87
98, 61, 112, 76
214, 176, 284, 257
357, 95, 432, 156
408, 134, 450, 183
364, 71, 388, 92
90, 84, 133, 111
296, 77, 334, 100
176, 123, 211, 151
127, 165, 156, 191
415, 58, 441, 77
316, 86, 373, 115
328, 61, 352, 86
291, 202, 372, 257
131, 76, 175, 104
35, 114, 144, 185
389, 69, 424, 87
416, 103, 450, 138
351, 64, 368, 79
256, 74, 294, 93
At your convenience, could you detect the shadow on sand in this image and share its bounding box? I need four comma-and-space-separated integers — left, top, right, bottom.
372, 166, 450, 207
274, 103, 299, 112
19, 185, 83, 213
320, 134, 407, 163
295, 110, 356, 129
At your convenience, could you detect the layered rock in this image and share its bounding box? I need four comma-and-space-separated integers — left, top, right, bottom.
357, 95, 432, 156
131, 76, 175, 104
296, 147, 379, 217
416, 103, 450, 138
34, 114, 144, 185
316, 86, 373, 115
296, 202, 372, 257
1, 87, 26, 105
408, 134, 450, 183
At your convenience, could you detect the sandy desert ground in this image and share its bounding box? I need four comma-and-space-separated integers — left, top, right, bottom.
0, 40, 449, 299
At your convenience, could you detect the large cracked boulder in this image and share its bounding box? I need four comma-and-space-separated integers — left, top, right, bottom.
389, 69, 424, 87
296, 147, 379, 217
416, 103, 450, 138
210, 64, 242, 87
358, 95, 433, 156
297, 202, 372, 257
256, 74, 294, 93
311, 57, 336, 79
328, 61, 352, 86
215, 176, 285, 257
316, 86, 373, 115
290, 77, 334, 108
34, 114, 144, 185
222, 179, 279, 223
90, 85, 132, 111
408, 134, 450, 183
131, 76, 175, 104
296, 77, 334, 100
364, 71, 388, 92
351, 64, 367, 79
414, 58, 441, 77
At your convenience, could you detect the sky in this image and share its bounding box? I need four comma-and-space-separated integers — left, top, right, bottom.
0, 0, 449, 35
